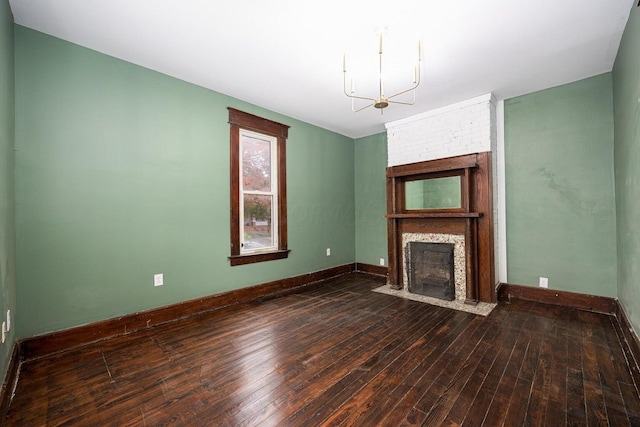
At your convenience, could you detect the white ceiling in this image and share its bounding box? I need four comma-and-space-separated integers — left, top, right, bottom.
9, 0, 635, 139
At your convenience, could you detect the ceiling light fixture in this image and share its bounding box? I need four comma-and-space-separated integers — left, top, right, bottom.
343, 28, 421, 114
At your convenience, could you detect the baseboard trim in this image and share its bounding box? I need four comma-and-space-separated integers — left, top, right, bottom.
19, 263, 356, 361
613, 301, 640, 389
497, 282, 617, 315
355, 263, 388, 277
0, 343, 21, 422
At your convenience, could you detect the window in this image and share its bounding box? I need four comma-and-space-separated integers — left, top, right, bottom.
228, 108, 289, 266
240, 130, 277, 251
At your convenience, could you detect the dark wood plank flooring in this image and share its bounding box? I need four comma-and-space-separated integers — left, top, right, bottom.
6, 273, 640, 426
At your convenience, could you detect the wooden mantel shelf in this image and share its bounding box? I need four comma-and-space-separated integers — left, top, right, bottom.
385, 212, 482, 219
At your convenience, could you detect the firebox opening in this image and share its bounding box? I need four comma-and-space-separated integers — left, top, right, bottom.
406, 242, 455, 301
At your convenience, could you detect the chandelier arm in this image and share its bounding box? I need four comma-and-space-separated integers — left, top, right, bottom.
388, 99, 416, 106
379, 33, 384, 100
353, 102, 374, 112
344, 71, 377, 101
387, 69, 421, 101
345, 93, 377, 102
387, 86, 418, 101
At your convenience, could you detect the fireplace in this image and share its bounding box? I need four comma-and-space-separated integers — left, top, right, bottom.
385, 153, 496, 304
406, 242, 455, 300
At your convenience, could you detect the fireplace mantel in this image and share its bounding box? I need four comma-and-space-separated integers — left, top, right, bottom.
386, 152, 496, 304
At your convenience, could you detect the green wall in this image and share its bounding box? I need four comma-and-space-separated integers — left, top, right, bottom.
504, 74, 617, 297
10, 9, 638, 344
354, 133, 387, 267
0, 0, 16, 385
613, 5, 640, 335
15, 26, 355, 338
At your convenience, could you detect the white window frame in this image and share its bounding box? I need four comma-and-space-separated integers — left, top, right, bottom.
239, 129, 279, 254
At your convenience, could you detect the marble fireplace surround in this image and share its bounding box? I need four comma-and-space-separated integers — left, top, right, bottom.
402, 233, 466, 303
375, 228, 496, 316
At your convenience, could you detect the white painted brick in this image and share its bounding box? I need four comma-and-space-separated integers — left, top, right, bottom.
385, 94, 496, 166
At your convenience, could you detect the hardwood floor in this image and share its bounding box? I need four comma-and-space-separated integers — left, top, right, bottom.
6, 273, 640, 426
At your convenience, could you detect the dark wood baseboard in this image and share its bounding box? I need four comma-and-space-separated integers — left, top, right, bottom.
613, 300, 640, 389
19, 264, 356, 361
0, 343, 21, 422
355, 263, 388, 277
497, 282, 617, 315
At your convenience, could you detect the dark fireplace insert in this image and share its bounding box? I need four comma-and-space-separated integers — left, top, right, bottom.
406, 242, 455, 301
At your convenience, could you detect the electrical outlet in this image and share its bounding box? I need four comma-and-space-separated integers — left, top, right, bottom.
6, 310, 10, 332
1, 322, 5, 344
539, 277, 549, 288
379, 258, 385, 266
326, 248, 331, 256
154, 273, 164, 287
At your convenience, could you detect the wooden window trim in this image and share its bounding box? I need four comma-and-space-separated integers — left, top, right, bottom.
228, 108, 290, 266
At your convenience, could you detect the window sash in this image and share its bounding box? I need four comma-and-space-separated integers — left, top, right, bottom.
239, 129, 278, 254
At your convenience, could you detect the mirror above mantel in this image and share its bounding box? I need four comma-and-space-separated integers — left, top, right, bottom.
405, 175, 462, 211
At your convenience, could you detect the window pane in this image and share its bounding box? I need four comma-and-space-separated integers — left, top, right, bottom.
242, 135, 271, 192
243, 194, 274, 250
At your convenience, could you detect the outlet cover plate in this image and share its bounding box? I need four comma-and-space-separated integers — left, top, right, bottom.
154, 273, 164, 287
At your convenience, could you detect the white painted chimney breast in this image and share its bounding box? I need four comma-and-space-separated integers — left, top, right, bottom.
385, 94, 496, 167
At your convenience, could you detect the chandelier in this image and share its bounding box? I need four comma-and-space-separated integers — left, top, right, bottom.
343, 28, 422, 114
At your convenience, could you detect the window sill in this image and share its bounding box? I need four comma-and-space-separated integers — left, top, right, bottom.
229, 249, 290, 266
